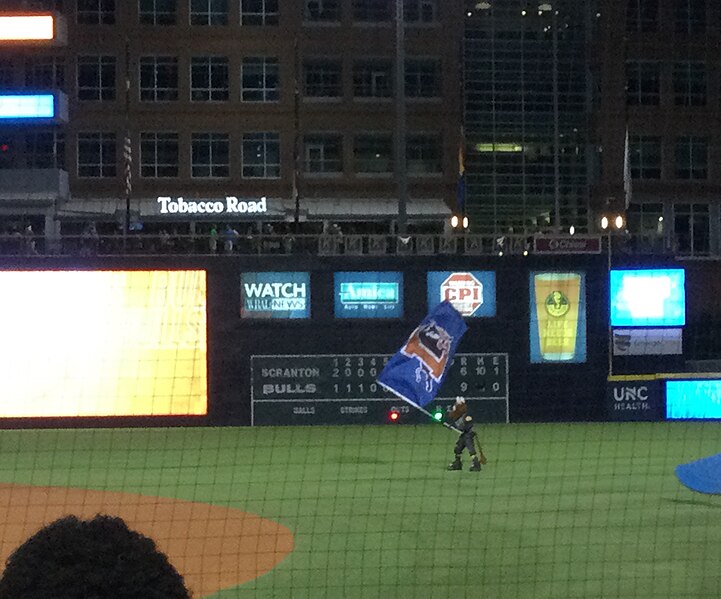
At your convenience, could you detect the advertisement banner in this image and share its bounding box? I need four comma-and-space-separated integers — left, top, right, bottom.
334, 272, 403, 319
610, 268, 685, 327
666, 380, 721, 419
612, 328, 683, 356
426, 271, 496, 317
606, 379, 662, 421
241, 272, 310, 319
529, 271, 587, 363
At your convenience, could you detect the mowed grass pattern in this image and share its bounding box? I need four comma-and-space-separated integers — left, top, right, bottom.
0, 422, 720, 599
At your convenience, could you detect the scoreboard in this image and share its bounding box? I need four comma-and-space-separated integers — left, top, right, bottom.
251, 353, 509, 425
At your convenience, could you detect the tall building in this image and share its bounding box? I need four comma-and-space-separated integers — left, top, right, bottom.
0, 0, 463, 243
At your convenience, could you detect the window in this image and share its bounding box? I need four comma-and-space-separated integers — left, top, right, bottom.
625, 61, 659, 106
673, 202, 709, 255
25, 57, 65, 91
303, 134, 343, 173
241, 57, 279, 102
242, 132, 280, 178
626, 0, 658, 32
77, 132, 116, 177
353, 0, 391, 22
192, 133, 229, 178
191, 0, 228, 25
629, 136, 661, 179
241, 0, 279, 26
304, 0, 340, 22
674, 136, 707, 179
139, 56, 178, 101
674, 0, 705, 34
404, 0, 435, 23
26, 129, 65, 169
140, 132, 179, 177
191, 56, 229, 101
77, 0, 115, 24
303, 59, 342, 98
354, 134, 393, 173
139, 0, 176, 25
405, 58, 440, 98
407, 133, 441, 174
353, 60, 392, 98
626, 202, 664, 251
77, 56, 116, 101
673, 62, 706, 106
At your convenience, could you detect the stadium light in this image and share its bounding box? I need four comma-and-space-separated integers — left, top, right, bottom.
600, 216, 609, 230
614, 214, 624, 229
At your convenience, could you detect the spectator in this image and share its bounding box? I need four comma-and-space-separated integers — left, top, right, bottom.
222, 224, 239, 253
0, 514, 191, 598
208, 225, 219, 253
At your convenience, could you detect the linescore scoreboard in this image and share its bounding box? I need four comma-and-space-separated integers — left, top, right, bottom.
251, 353, 509, 425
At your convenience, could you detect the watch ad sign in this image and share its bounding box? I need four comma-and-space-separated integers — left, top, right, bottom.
529, 272, 587, 363
334, 272, 403, 319
241, 272, 310, 319
426, 271, 496, 317
606, 379, 661, 421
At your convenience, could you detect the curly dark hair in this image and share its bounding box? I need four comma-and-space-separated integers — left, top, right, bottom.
0, 514, 190, 598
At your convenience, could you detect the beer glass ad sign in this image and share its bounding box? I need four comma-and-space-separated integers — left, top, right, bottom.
241, 272, 310, 319
334, 272, 403, 319
529, 272, 587, 364
426, 271, 496, 317
610, 268, 685, 327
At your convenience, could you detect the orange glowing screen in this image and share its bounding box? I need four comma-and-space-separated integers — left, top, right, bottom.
0, 270, 208, 418
0, 16, 54, 41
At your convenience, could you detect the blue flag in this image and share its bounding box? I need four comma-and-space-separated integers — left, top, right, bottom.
377, 301, 468, 408
675, 453, 721, 495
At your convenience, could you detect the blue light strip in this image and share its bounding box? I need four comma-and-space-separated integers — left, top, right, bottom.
0, 94, 55, 119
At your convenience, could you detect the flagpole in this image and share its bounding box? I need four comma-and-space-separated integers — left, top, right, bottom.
124, 37, 131, 250
394, 0, 407, 235
292, 33, 301, 232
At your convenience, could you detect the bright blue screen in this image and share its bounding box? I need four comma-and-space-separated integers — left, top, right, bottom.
0, 94, 54, 119
334, 272, 403, 319
666, 380, 721, 419
610, 269, 685, 327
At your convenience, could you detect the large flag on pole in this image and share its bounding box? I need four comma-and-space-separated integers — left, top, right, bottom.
377, 301, 467, 409
675, 453, 721, 494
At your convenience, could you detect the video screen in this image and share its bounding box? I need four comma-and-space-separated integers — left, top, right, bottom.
426, 271, 496, 317
666, 380, 721, 419
610, 269, 685, 327
0, 270, 207, 418
334, 272, 403, 319
241, 272, 310, 319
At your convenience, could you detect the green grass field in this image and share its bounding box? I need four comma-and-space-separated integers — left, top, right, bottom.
1, 422, 720, 599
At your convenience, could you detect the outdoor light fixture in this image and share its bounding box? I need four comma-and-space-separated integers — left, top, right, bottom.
600, 216, 609, 230
615, 215, 624, 229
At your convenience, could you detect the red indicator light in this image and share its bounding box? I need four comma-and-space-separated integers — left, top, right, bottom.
0, 144, 8, 152
389, 410, 399, 422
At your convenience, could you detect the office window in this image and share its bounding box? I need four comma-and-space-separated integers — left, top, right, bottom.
191, 0, 228, 25
405, 58, 440, 97
354, 134, 393, 173
140, 132, 179, 178
626, 202, 664, 250
192, 133, 229, 178
626, 61, 659, 106
139, 0, 176, 25
674, 202, 709, 255
404, 0, 435, 23
26, 129, 65, 169
77, 0, 115, 24
304, 0, 340, 22
674, 0, 705, 34
303, 134, 343, 174
191, 56, 229, 101
303, 59, 342, 98
675, 137, 707, 179
77, 55, 116, 101
241, 0, 279, 25
353, 60, 392, 98
626, 0, 658, 32
673, 62, 706, 106
242, 132, 280, 178
25, 57, 65, 92
77, 132, 116, 177
407, 133, 441, 174
241, 57, 279, 102
139, 56, 178, 101
630, 136, 661, 179
353, 0, 391, 22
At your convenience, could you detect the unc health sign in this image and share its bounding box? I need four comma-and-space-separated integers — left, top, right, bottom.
241, 272, 310, 319
426, 271, 496, 317
158, 196, 268, 215
334, 272, 403, 318
606, 379, 661, 421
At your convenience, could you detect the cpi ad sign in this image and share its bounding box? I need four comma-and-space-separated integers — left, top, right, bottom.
427, 271, 496, 317
606, 379, 661, 421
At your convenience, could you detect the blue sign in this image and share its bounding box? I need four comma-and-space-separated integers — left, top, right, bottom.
667, 380, 721, 419
241, 272, 310, 319
426, 271, 496, 317
0, 94, 54, 119
334, 272, 403, 319
610, 268, 685, 327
